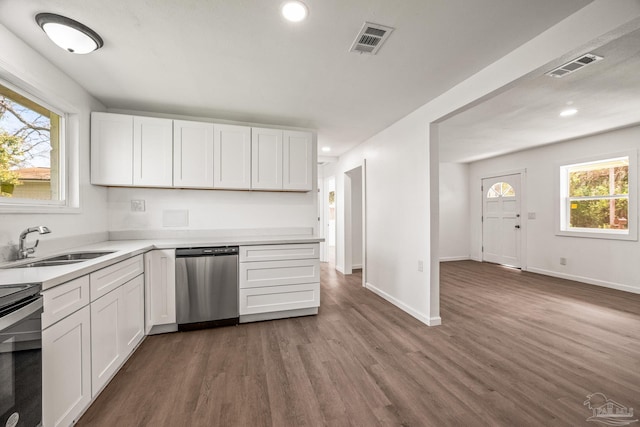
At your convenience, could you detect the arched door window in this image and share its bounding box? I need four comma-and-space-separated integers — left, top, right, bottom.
487, 182, 515, 198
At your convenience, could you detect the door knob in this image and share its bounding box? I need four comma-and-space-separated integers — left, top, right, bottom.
515, 225, 521, 229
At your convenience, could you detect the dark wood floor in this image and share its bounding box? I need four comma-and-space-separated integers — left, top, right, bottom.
77, 261, 640, 426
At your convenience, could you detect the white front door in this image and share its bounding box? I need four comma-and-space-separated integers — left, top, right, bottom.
482, 174, 522, 268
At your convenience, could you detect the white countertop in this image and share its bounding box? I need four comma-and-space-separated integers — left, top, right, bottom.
0, 235, 323, 290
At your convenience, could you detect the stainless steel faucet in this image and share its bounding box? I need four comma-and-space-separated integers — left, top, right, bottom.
18, 226, 51, 260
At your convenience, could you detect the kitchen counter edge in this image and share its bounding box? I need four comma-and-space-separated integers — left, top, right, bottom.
0, 236, 324, 290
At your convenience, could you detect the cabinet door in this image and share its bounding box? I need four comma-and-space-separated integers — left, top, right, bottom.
133, 116, 173, 187
91, 112, 133, 186
283, 130, 313, 191
43, 306, 91, 427
251, 127, 283, 190
144, 249, 176, 333
174, 120, 214, 188
213, 124, 251, 189
121, 275, 145, 355
90, 288, 123, 396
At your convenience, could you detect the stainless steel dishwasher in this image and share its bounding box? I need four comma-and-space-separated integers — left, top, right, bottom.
175, 246, 239, 330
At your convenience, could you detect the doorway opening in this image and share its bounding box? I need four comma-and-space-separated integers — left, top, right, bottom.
344, 164, 366, 286
324, 176, 336, 265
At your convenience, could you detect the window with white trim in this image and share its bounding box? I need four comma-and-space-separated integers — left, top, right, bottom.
559, 154, 637, 240
0, 81, 66, 207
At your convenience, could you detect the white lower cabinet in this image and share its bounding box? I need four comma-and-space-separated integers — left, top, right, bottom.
144, 249, 176, 333
239, 243, 320, 321
42, 306, 91, 427
43, 256, 147, 426
90, 286, 123, 396
91, 274, 145, 397
121, 275, 145, 358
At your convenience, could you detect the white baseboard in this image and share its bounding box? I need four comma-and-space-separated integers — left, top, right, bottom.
336, 265, 345, 274
365, 282, 441, 326
352, 263, 363, 269
439, 256, 470, 262
470, 256, 482, 262
527, 267, 640, 295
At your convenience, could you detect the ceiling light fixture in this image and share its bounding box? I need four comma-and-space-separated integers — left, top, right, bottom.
35, 13, 104, 54
281, 1, 308, 22
560, 108, 578, 117
321, 146, 331, 152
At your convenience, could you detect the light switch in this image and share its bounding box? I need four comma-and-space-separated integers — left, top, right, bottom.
528, 212, 536, 220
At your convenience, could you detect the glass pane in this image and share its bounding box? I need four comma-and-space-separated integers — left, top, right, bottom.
569, 198, 628, 230
501, 182, 515, 197
1, 84, 60, 200
569, 165, 628, 197
487, 182, 514, 198
613, 166, 629, 195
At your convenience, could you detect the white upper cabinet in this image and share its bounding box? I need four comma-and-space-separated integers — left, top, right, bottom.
90, 112, 314, 192
174, 120, 214, 188
133, 116, 173, 187
283, 130, 313, 191
214, 124, 251, 189
251, 127, 283, 190
91, 112, 133, 186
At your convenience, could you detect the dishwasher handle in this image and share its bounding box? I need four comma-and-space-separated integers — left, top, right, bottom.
175, 246, 239, 257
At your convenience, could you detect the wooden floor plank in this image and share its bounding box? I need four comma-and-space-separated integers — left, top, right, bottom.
77, 260, 640, 427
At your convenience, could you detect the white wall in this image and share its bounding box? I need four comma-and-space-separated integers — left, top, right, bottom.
107, 187, 317, 233
439, 163, 470, 261
330, 1, 640, 326
0, 24, 108, 261
469, 125, 640, 294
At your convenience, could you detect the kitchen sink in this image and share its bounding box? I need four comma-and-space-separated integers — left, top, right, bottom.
3, 251, 116, 269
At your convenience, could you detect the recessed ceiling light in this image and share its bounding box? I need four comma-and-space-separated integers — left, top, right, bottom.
321, 146, 331, 152
560, 108, 578, 117
36, 13, 103, 54
281, 1, 308, 22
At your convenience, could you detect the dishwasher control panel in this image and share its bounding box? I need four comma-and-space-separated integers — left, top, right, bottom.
176, 246, 239, 257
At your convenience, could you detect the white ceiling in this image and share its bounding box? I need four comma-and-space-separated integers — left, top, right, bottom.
439, 26, 640, 163
0, 0, 594, 156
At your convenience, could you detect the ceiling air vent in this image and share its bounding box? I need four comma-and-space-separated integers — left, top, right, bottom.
546, 53, 603, 78
349, 22, 394, 55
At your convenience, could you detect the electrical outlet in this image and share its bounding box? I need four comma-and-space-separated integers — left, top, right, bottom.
418, 260, 424, 272
131, 200, 145, 212
560, 257, 567, 266
528, 212, 536, 220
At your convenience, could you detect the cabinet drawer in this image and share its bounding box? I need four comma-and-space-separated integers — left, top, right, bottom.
42, 275, 90, 329
239, 243, 319, 262
240, 282, 320, 315
240, 259, 319, 289
90, 255, 144, 301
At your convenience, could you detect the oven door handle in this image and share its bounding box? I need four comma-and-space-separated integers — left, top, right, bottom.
0, 297, 43, 333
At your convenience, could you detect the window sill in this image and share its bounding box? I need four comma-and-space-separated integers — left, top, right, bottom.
0, 203, 80, 214
556, 228, 637, 241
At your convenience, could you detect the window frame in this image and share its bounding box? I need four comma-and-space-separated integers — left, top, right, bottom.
0, 75, 77, 213
557, 150, 637, 241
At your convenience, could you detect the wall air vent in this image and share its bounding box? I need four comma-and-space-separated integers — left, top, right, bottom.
546, 53, 603, 78
349, 22, 394, 55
